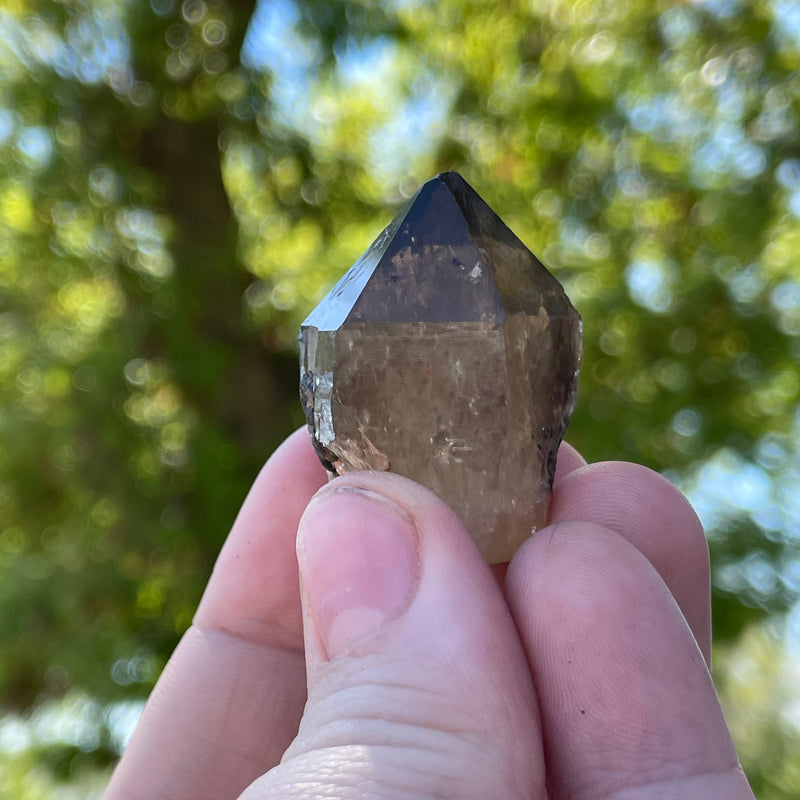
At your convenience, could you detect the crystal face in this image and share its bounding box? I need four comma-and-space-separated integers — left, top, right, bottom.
299, 172, 582, 563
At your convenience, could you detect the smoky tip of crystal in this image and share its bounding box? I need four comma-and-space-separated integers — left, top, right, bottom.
429, 170, 471, 191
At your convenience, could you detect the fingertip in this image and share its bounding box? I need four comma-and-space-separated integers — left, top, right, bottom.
265, 426, 331, 490
553, 440, 587, 485
506, 520, 738, 800
194, 426, 328, 650
297, 483, 420, 661
550, 460, 711, 663
306, 469, 480, 568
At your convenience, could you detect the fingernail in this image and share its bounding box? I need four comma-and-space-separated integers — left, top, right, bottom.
297, 485, 419, 659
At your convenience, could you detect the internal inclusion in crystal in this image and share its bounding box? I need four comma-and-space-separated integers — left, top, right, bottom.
299, 172, 582, 563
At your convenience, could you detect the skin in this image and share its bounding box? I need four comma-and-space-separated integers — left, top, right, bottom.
104, 428, 755, 800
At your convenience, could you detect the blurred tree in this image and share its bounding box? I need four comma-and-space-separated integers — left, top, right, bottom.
0, 0, 798, 792
0, 0, 274, 721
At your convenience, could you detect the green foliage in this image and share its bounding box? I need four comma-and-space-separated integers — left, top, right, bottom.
717, 619, 800, 799
0, 0, 798, 791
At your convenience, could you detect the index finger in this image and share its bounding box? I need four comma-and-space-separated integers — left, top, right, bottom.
550, 461, 711, 662
105, 428, 328, 800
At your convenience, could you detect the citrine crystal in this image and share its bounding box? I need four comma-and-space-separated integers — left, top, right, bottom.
299, 172, 581, 563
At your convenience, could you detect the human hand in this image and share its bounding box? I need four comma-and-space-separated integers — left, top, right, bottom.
104, 428, 755, 799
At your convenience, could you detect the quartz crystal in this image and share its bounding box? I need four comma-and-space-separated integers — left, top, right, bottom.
299, 172, 581, 563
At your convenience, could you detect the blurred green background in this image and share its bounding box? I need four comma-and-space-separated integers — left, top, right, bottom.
0, 0, 799, 796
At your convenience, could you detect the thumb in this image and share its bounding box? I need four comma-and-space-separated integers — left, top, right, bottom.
241, 472, 544, 800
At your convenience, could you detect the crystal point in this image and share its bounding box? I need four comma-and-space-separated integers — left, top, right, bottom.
299, 172, 582, 563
